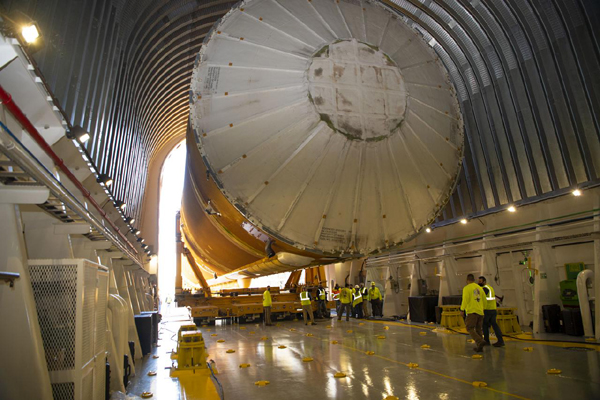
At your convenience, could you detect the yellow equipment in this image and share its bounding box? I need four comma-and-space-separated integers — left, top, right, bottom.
170, 327, 221, 399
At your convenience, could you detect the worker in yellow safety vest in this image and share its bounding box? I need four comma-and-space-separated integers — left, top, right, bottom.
369, 282, 383, 317
337, 284, 353, 322
352, 285, 363, 319
299, 287, 316, 325
460, 274, 487, 352
263, 286, 273, 326
360, 283, 370, 318
316, 284, 328, 318
478, 276, 505, 347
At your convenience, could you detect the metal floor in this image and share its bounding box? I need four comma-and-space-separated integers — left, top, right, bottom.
124, 310, 600, 400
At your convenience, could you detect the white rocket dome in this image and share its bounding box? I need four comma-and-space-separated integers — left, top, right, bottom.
190, 0, 464, 255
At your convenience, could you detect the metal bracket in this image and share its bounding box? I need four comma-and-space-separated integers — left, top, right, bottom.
0, 271, 20, 287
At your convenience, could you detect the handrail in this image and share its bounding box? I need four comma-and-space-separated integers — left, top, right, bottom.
0, 85, 138, 254
0, 121, 142, 266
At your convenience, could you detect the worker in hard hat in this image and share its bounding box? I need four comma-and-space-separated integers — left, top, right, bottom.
300, 286, 316, 325
460, 274, 487, 352
369, 282, 383, 317
360, 282, 370, 318
316, 284, 328, 318
332, 284, 341, 316
337, 284, 353, 322
478, 276, 505, 347
263, 286, 273, 326
352, 285, 363, 319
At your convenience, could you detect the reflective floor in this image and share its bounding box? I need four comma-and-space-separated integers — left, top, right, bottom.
123, 310, 600, 400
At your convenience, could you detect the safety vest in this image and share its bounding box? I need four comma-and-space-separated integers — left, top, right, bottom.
263, 290, 272, 307
352, 292, 363, 307
460, 283, 485, 315
300, 291, 311, 306
332, 290, 340, 301
369, 286, 382, 300
318, 289, 326, 300
361, 287, 370, 301
340, 288, 352, 304
483, 285, 496, 310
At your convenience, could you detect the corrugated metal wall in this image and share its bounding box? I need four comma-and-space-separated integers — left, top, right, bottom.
2, 0, 599, 227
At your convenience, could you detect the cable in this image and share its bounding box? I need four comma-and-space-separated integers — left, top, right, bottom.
494, 254, 501, 286
208, 361, 224, 400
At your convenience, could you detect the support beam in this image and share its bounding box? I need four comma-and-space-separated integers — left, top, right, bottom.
0, 185, 49, 204
183, 248, 211, 297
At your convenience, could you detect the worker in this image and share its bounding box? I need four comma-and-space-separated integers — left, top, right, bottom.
300, 286, 316, 325
478, 276, 505, 347
317, 284, 328, 318
332, 284, 340, 316
352, 285, 363, 319
460, 274, 487, 352
263, 286, 273, 326
369, 282, 383, 317
337, 283, 353, 322
360, 283, 370, 318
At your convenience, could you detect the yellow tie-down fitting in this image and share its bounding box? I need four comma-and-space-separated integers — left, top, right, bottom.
170, 330, 209, 377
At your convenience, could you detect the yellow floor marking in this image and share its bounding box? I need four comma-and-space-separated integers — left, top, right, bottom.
281, 325, 531, 400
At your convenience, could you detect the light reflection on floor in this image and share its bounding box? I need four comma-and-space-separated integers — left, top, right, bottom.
123, 311, 600, 400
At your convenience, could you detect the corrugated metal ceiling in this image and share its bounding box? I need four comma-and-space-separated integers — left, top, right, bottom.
2, 0, 599, 227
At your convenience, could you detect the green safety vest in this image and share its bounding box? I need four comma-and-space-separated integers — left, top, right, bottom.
263, 290, 272, 307
352, 292, 363, 307
300, 291, 311, 306
369, 286, 382, 300
318, 289, 326, 300
361, 288, 370, 301
340, 288, 352, 304
483, 285, 496, 310
460, 283, 485, 316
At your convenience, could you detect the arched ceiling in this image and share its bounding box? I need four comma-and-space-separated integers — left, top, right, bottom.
3, 0, 599, 227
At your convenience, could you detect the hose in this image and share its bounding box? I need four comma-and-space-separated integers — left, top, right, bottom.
208, 361, 224, 400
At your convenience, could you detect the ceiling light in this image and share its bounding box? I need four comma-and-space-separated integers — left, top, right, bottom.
507, 206, 516, 213
572, 189, 582, 197
97, 174, 113, 187
67, 126, 90, 144
116, 201, 126, 210
135, 230, 141, 235
425, 227, 431, 233
460, 219, 468, 225
21, 24, 40, 44
126, 217, 135, 225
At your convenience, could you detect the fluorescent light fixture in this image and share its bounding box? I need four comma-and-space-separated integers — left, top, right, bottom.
21, 24, 40, 44
97, 174, 113, 187
572, 189, 581, 197
68, 126, 90, 144
507, 206, 516, 213
78, 133, 90, 143
460, 219, 468, 225
425, 227, 431, 233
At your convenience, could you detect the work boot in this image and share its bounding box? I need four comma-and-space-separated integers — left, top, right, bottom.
493, 342, 505, 347
473, 343, 484, 352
